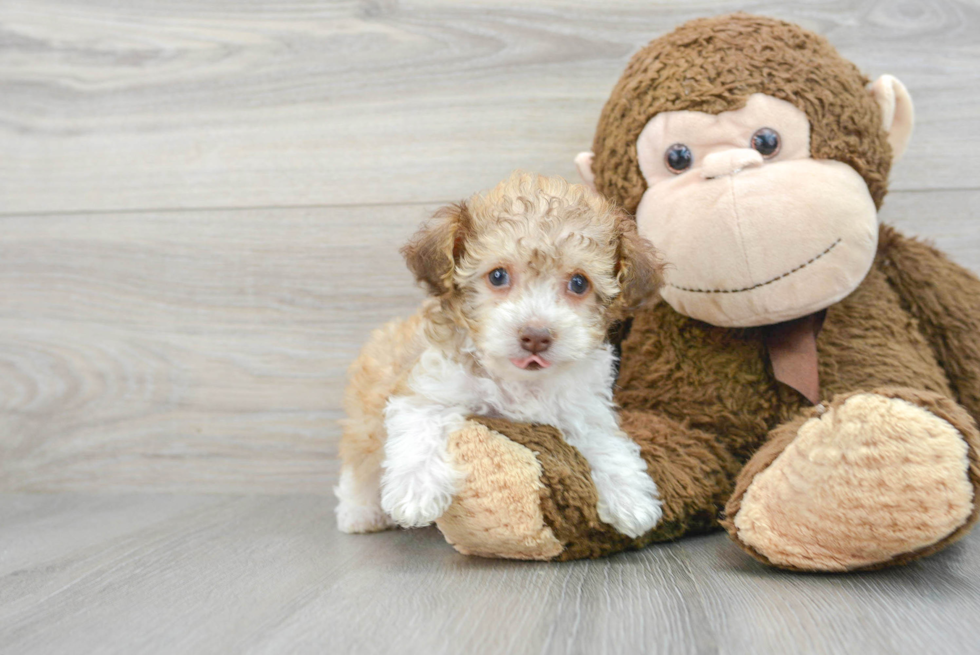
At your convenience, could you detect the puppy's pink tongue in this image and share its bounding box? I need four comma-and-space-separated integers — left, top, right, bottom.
511, 355, 551, 370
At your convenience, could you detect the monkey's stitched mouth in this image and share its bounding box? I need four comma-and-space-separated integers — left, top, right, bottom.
668, 238, 842, 294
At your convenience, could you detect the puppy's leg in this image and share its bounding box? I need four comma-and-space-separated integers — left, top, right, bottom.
566, 425, 662, 538
336, 377, 396, 533
336, 313, 424, 533
336, 452, 394, 534
381, 396, 466, 528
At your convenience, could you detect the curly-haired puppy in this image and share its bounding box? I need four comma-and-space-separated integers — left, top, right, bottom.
337, 172, 664, 537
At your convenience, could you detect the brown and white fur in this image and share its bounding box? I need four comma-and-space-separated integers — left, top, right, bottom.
337, 172, 665, 537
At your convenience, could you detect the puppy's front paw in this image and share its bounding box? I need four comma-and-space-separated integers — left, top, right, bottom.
595, 473, 663, 538
380, 467, 456, 528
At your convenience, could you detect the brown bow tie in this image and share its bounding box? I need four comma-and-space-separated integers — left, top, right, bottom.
764, 310, 827, 405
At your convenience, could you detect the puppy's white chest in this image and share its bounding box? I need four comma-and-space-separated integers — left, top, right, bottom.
483, 382, 561, 425
477, 358, 615, 430
408, 345, 616, 432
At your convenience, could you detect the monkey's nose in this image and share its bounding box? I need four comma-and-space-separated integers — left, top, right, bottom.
701, 148, 764, 180
519, 327, 553, 354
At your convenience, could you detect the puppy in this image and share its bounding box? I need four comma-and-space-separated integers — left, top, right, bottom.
336, 172, 664, 538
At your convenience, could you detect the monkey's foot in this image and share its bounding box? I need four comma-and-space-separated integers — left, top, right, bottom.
725, 388, 980, 571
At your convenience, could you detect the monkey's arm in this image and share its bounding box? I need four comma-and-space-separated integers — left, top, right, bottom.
879, 225, 980, 422
434, 411, 740, 561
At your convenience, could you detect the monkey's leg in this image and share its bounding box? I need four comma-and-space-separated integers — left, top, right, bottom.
435, 411, 741, 561
724, 387, 980, 571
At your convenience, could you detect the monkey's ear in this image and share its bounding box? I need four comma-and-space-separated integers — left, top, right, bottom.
574, 151, 597, 191
614, 214, 664, 311
871, 75, 914, 161
400, 202, 471, 296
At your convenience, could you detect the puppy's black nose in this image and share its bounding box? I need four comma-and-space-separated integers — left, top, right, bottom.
519, 327, 552, 354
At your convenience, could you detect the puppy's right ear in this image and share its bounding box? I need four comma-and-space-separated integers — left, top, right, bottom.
400, 202, 471, 296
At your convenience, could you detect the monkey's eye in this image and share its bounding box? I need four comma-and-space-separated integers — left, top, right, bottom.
751, 128, 781, 158
568, 273, 590, 295
664, 144, 693, 174
488, 267, 510, 288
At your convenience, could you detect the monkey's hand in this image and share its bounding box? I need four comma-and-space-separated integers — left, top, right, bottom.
434, 412, 740, 561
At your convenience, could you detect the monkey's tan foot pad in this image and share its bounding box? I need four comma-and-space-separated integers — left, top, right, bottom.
728, 389, 979, 571
435, 421, 563, 560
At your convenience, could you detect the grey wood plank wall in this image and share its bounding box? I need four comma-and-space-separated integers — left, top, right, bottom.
2, 0, 980, 492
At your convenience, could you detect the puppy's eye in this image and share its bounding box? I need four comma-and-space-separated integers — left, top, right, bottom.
664, 144, 693, 174
568, 273, 590, 295
751, 128, 780, 158
488, 267, 510, 288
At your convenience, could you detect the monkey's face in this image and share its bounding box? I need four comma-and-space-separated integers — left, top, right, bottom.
632, 94, 878, 327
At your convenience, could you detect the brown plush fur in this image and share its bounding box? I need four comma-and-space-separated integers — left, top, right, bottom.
428, 14, 980, 569
436, 421, 564, 560
625, 229, 980, 563
592, 13, 892, 214
879, 228, 980, 421
471, 411, 742, 560
722, 387, 980, 572
448, 228, 980, 565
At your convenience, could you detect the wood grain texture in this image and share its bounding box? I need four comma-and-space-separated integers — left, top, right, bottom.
0, 203, 426, 492
2, 0, 979, 214
1, 494, 979, 655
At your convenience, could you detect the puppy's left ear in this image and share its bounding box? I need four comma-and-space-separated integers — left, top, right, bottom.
401, 202, 471, 296
614, 213, 664, 311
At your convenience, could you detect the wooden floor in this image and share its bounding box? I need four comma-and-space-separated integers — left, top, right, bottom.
2, 1, 980, 653
4, 495, 980, 655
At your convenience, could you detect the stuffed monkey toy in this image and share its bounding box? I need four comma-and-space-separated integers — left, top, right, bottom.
426, 13, 980, 571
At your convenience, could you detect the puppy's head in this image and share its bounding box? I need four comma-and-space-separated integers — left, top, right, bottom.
402, 172, 663, 379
